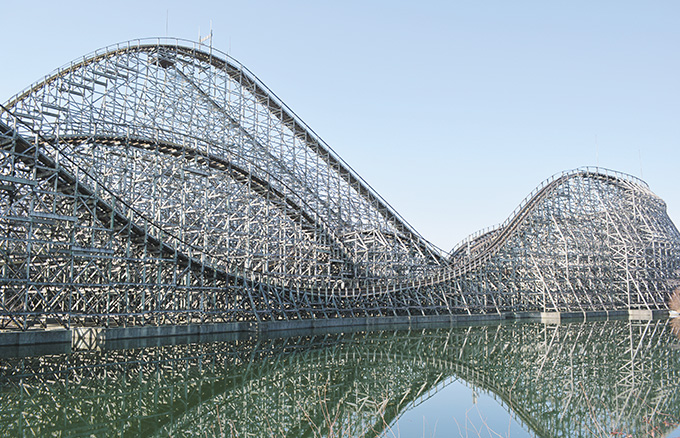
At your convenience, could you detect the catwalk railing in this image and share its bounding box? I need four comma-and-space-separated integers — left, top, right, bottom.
1, 39, 679, 330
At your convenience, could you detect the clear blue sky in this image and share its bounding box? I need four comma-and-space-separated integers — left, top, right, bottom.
2, 1, 678, 251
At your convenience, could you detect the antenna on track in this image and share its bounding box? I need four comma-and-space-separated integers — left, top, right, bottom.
639, 148, 643, 179
165, 10, 169, 36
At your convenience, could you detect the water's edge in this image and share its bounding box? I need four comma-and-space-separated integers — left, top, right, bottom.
0, 308, 668, 357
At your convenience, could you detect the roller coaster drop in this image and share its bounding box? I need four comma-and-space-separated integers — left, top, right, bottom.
1, 39, 679, 330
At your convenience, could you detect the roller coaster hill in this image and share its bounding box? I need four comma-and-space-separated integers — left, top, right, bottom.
1, 38, 679, 332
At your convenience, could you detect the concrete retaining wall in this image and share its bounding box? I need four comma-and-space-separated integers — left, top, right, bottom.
0, 309, 671, 352
0, 329, 71, 347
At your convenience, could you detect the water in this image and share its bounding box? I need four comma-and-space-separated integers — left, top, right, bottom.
1, 318, 679, 437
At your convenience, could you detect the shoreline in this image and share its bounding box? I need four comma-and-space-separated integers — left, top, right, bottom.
0, 308, 668, 357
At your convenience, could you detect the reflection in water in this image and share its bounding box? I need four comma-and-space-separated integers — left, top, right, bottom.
1, 319, 679, 437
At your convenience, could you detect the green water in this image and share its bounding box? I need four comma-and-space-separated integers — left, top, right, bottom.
1, 318, 679, 437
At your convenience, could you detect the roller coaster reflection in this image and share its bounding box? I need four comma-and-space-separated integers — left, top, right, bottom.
1, 319, 679, 437
0, 38, 679, 329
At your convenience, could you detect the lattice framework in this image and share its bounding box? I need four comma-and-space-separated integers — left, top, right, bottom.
1, 38, 679, 329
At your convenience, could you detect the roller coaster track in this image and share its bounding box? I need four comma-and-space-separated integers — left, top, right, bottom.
0, 119, 232, 282
0, 120, 397, 297
5, 42, 437, 261
448, 169, 649, 278
49, 134, 358, 271
1, 38, 679, 329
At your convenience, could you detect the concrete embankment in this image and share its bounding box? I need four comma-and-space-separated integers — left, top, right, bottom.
0, 309, 669, 356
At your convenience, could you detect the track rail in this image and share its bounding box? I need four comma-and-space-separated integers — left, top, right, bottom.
0, 119, 232, 284
446, 168, 653, 278
5, 38, 443, 262
1, 38, 678, 325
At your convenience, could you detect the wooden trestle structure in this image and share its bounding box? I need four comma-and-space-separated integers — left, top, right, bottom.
1, 39, 679, 330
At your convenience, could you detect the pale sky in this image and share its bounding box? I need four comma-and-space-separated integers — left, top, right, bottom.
1, 1, 678, 251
